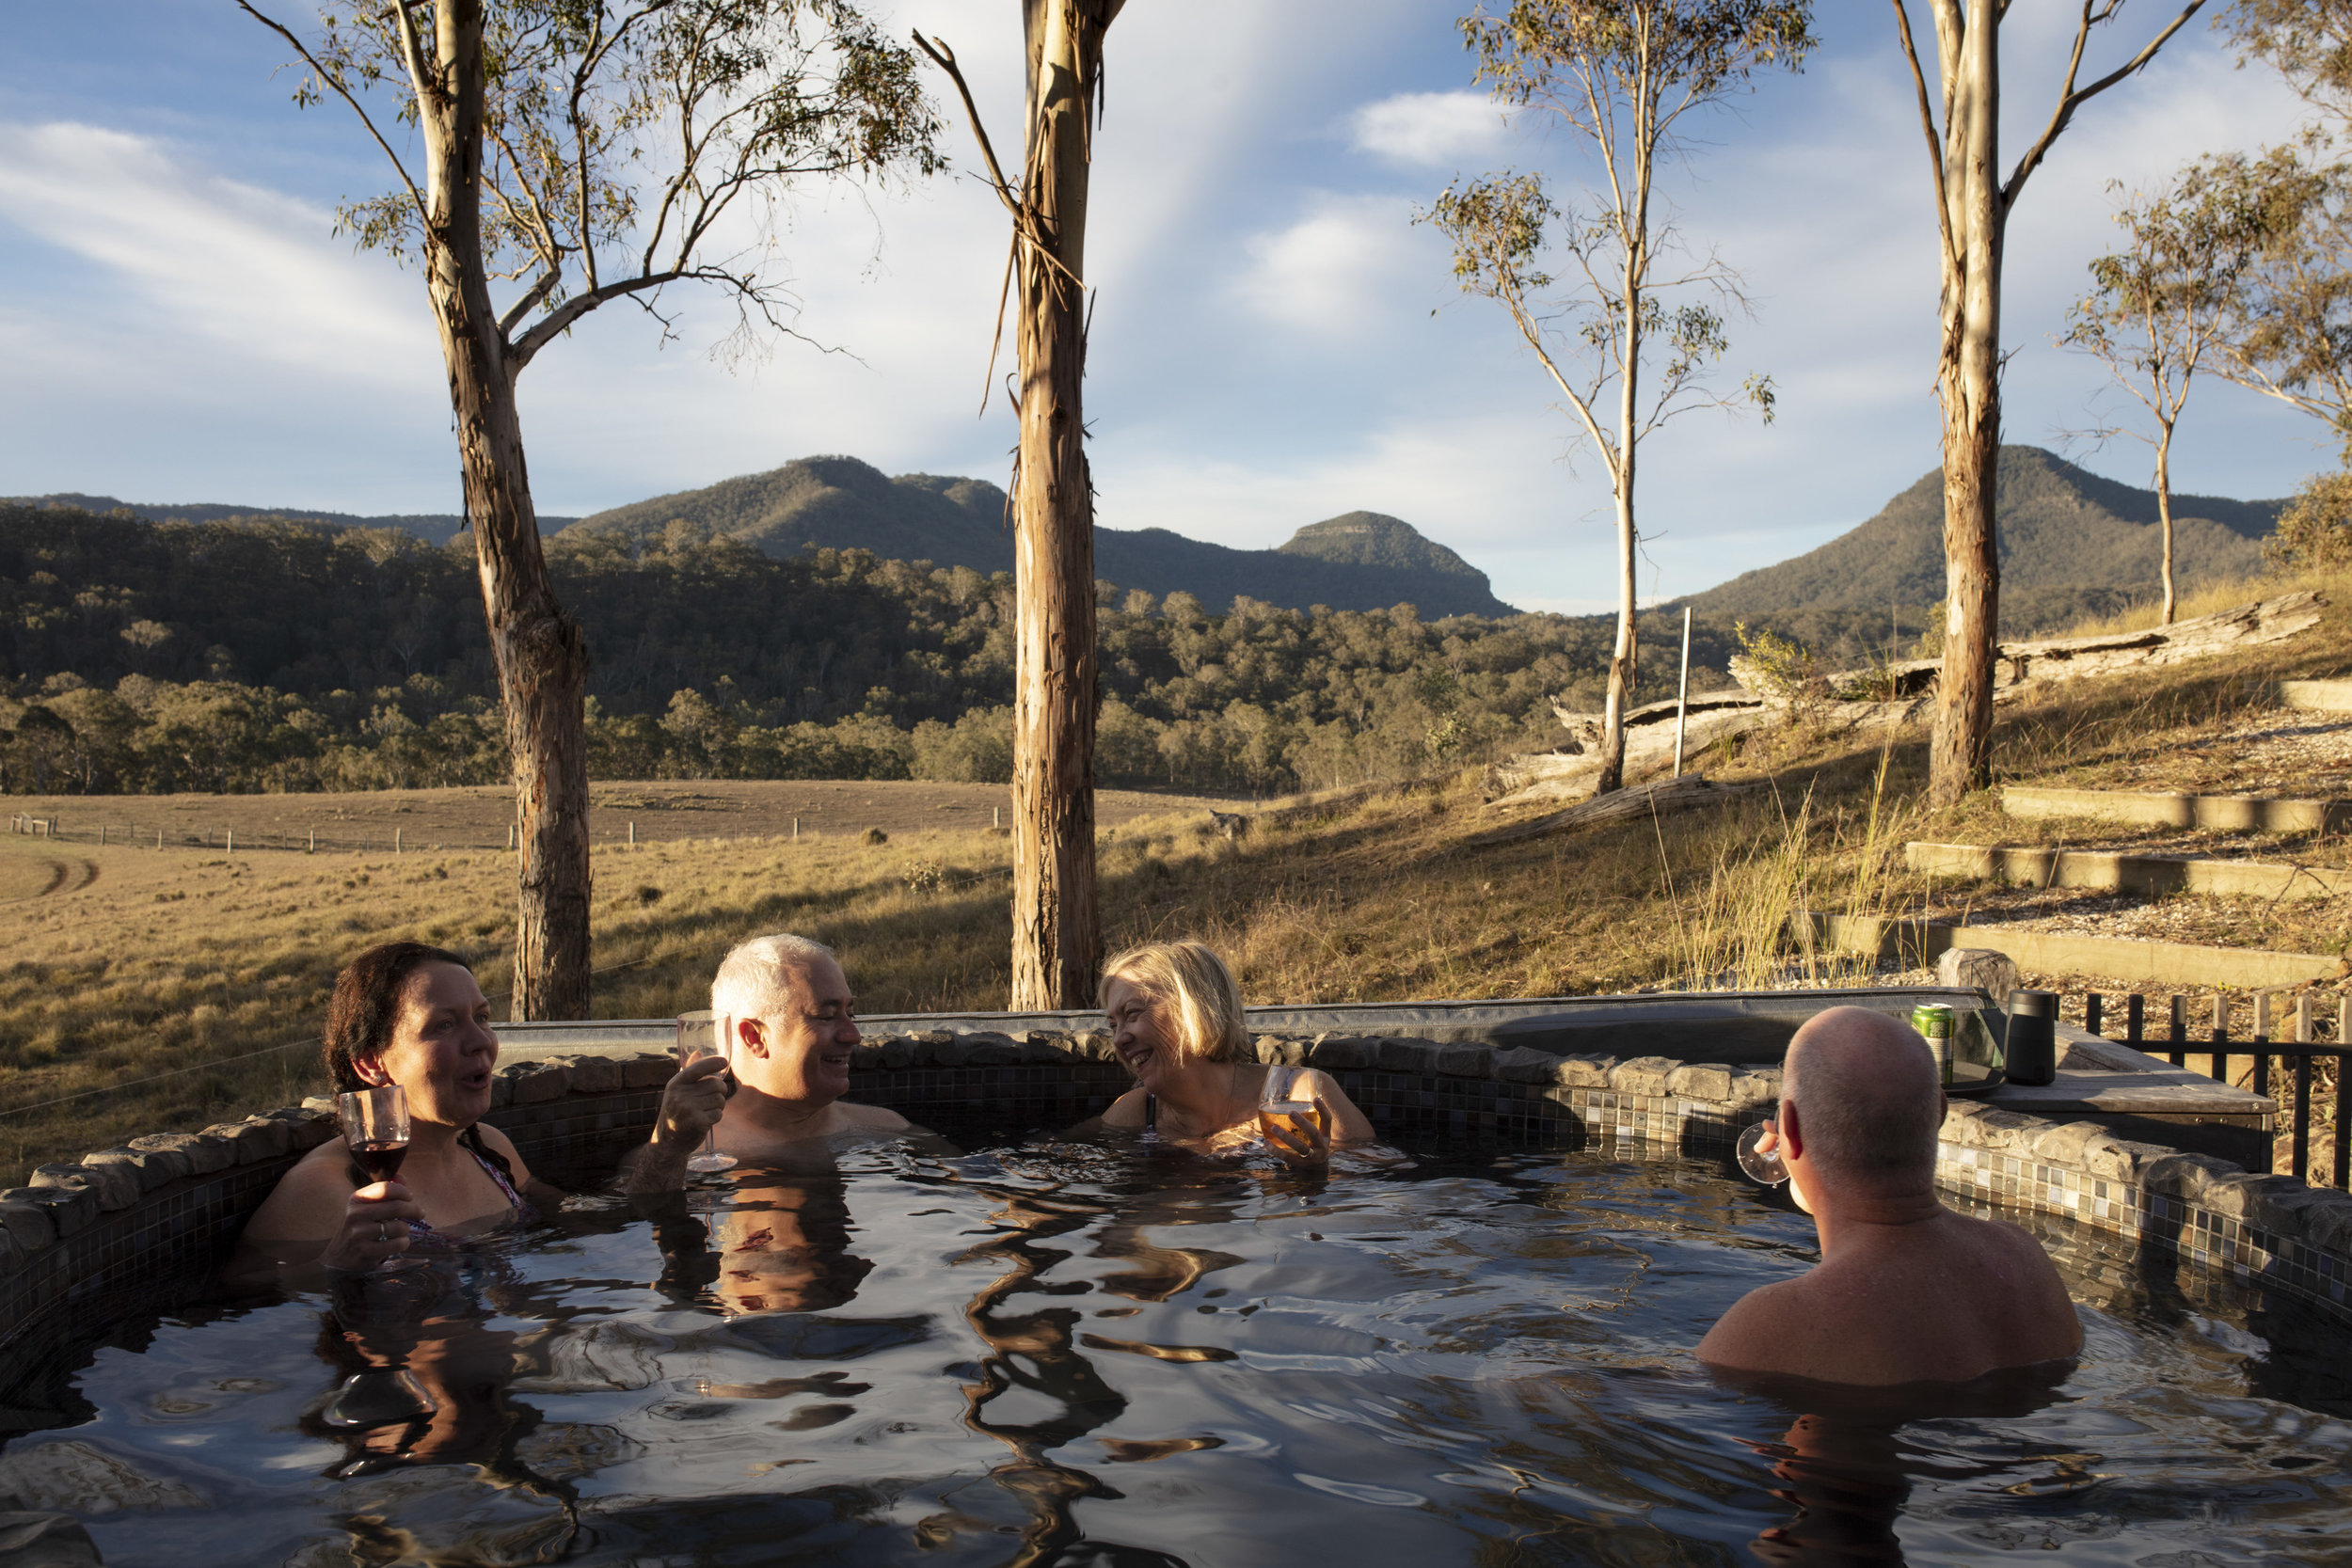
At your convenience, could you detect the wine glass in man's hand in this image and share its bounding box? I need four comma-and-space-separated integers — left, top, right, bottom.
675, 1010, 739, 1174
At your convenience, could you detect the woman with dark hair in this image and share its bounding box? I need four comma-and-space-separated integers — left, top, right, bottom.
243, 942, 555, 1274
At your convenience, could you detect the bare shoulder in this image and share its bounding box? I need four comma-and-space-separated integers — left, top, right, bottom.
242, 1139, 355, 1243
1296, 1068, 1376, 1141
1695, 1275, 1819, 1371
470, 1120, 541, 1192
1099, 1087, 1147, 1128
835, 1101, 911, 1132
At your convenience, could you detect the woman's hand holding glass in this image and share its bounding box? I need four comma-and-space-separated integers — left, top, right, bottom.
1257, 1069, 1334, 1165
323, 1181, 421, 1272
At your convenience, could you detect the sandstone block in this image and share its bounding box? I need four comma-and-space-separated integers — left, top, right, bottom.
850, 1041, 885, 1070
962, 1033, 1021, 1066
1553, 1054, 1616, 1088
263, 1106, 337, 1150
84, 1147, 188, 1193
622, 1052, 675, 1089
1945, 1106, 2041, 1151
881, 1036, 922, 1069
34, 1163, 135, 1212
1435, 1044, 1493, 1079
1375, 1037, 1438, 1072
565, 1055, 621, 1093
218, 1117, 294, 1164
1729, 1069, 1782, 1106
301, 1095, 339, 1116
2140, 1151, 2242, 1199
1491, 1047, 1559, 1085
9, 1182, 97, 1239
133, 1132, 230, 1176
2087, 1139, 2173, 1185
2201, 1173, 2328, 1236
1306, 1036, 1373, 1071
500, 1060, 570, 1105
0, 1195, 57, 1251
1073, 1031, 1118, 1062
1610, 1056, 1678, 1097
2029, 1120, 2108, 1166
1668, 1064, 1735, 1102
2297, 1191, 2352, 1254
1021, 1034, 1071, 1064
1937, 947, 2020, 1002
488, 1072, 514, 1109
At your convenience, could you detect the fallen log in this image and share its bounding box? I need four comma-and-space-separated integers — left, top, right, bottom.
1466, 774, 1754, 848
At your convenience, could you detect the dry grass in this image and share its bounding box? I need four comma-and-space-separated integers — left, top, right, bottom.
5, 565, 2347, 1185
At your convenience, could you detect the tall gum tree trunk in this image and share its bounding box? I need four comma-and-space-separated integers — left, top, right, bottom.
1009, 0, 1118, 1009
2154, 434, 2176, 625
421, 0, 593, 1016
1929, 6, 2002, 808
1595, 72, 1651, 799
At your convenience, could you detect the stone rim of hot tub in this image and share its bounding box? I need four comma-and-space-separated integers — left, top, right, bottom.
0, 991, 2335, 1412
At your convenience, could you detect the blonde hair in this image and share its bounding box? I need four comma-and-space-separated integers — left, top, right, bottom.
1099, 941, 1248, 1065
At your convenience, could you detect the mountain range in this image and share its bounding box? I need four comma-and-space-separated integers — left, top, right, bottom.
561, 455, 1519, 617
11, 444, 2286, 631
1689, 446, 2284, 633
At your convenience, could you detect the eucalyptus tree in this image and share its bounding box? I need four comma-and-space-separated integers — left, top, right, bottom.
915, 1, 1124, 1009
232, 0, 941, 1016
1426, 0, 1809, 797
2062, 174, 2272, 623
1888, 0, 2207, 805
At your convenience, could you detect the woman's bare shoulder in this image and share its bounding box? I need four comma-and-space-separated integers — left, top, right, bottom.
1099, 1087, 1147, 1127
242, 1139, 355, 1242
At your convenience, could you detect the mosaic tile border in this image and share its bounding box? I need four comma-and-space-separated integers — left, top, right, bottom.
7, 1025, 2350, 1383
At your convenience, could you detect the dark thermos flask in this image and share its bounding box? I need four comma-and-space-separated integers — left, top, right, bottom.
2006, 990, 2058, 1086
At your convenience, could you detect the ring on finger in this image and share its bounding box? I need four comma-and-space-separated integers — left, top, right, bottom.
375, 1220, 389, 1243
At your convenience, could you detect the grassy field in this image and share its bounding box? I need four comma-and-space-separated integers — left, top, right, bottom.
4, 565, 2348, 1185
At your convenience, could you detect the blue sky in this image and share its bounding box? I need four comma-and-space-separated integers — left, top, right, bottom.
0, 3, 2327, 611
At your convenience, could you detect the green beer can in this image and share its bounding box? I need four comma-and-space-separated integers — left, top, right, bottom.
1911, 1004, 1955, 1085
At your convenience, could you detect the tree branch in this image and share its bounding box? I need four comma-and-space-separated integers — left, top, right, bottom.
1889, 0, 1959, 277
912, 32, 1023, 218
230, 0, 426, 232
2004, 1, 2208, 210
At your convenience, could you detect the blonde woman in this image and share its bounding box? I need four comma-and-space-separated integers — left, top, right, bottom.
1096, 941, 1375, 1161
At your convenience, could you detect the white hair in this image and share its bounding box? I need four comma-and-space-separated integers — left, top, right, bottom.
710, 933, 836, 1022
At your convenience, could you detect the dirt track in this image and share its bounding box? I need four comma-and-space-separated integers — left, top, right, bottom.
0, 779, 1254, 856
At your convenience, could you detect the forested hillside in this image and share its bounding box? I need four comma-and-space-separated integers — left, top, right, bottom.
1692, 447, 2280, 641
564, 455, 1519, 616
0, 504, 1716, 797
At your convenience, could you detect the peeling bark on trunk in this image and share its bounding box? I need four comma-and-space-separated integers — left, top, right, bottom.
418, 0, 592, 1017
1008, 0, 1120, 1009
1928, 4, 2002, 809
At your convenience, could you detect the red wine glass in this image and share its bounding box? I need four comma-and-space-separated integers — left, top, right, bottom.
337, 1085, 423, 1271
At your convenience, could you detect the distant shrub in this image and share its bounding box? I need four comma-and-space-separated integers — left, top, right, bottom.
2266, 470, 2352, 571
861, 827, 888, 846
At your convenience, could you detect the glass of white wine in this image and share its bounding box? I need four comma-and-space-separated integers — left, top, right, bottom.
675, 1010, 738, 1174
1256, 1065, 1329, 1155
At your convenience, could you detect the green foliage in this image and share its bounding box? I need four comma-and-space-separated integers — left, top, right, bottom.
0, 503, 1725, 799
1730, 619, 1816, 702
2266, 469, 2352, 569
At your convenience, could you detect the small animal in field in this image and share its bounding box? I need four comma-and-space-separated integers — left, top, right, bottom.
1208, 810, 1250, 841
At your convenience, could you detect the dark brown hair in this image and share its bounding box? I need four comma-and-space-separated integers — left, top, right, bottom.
323, 942, 473, 1093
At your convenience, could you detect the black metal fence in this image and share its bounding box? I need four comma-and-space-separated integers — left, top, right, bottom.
2075, 989, 2350, 1188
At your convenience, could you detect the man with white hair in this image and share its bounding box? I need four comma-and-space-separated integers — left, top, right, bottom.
627, 933, 908, 1190
1698, 1006, 2081, 1385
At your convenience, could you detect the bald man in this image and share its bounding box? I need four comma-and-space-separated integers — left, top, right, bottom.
1699, 1006, 2082, 1386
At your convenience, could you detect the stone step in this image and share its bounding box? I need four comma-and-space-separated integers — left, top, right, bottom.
2279, 677, 2352, 713
1799, 911, 2344, 990
2003, 785, 2351, 833
1906, 841, 2347, 901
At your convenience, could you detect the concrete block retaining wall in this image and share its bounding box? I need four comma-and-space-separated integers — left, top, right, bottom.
6, 1029, 2350, 1394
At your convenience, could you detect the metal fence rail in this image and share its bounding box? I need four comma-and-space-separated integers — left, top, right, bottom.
2076, 988, 2349, 1187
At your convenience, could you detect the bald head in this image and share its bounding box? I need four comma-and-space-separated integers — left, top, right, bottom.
1783, 1006, 1945, 1189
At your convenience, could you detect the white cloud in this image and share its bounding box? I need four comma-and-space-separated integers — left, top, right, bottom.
1349, 90, 1513, 166
0, 120, 425, 377
1226, 192, 1435, 339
